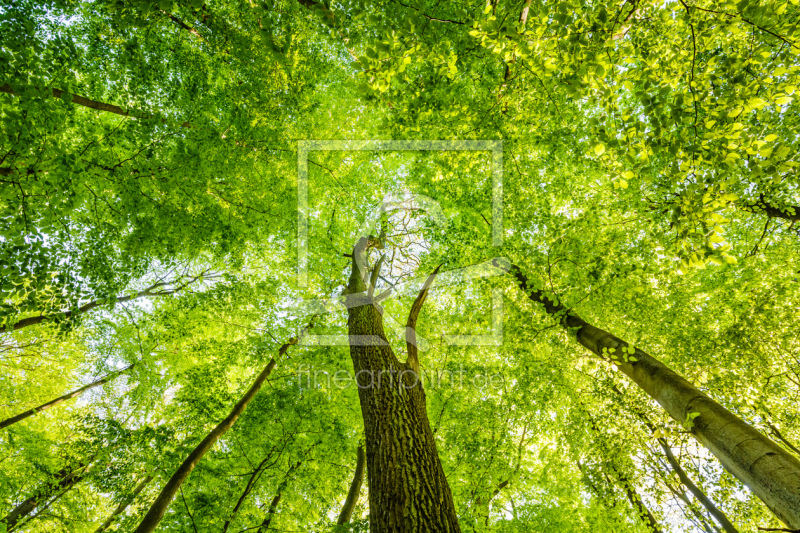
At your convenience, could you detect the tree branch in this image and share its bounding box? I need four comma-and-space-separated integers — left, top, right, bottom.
405, 264, 442, 374
0, 84, 191, 128
0, 364, 134, 430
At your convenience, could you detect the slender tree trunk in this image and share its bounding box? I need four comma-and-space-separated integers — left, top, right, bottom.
343, 236, 460, 532
658, 438, 739, 533
0, 365, 134, 429
576, 461, 614, 509
0, 84, 191, 128
623, 398, 739, 533
259, 491, 282, 532
662, 477, 721, 533
258, 459, 305, 532
132, 323, 312, 533
337, 444, 366, 525
1, 464, 88, 531
609, 382, 738, 533
583, 409, 662, 533
617, 470, 662, 533
222, 444, 288, 533
500, 260, 800, 527
94, 474, 154, 533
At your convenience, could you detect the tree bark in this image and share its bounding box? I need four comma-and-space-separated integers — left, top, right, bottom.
337, 444, 366, 525
132, 323, 312, 533
500, 260, 800, 528
0, 365, 134, 429
0, 84, 191, 128
343, 236, 460, 532
1, 464, 88, 531
94, 474, 154, 533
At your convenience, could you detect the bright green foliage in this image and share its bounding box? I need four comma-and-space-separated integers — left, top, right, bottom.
2, 0, 800, 532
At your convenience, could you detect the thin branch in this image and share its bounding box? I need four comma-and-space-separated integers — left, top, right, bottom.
0, 365, 134, 429
405, 264, 442, 374
0, 84, 191, 128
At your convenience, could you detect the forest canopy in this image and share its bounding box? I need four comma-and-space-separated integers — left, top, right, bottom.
1, 0, 800, 531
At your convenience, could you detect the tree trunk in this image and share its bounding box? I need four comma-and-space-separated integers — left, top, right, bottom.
222, 444, 289, 533
624, 399, 739, 533
661, 476, 721, 533
583, 408, 662, 533
94, 474, 154, 532
658, 438, 739, 533
132, 323, 312, 533
337, 444, 366, 525
1, 464, 88, 531
618, 471, 662, 533
0, 365, 134, 429
258, 459, 304, 532
259, 492, 282, 531
500, 260, 800, 528
343, 236, 460, 532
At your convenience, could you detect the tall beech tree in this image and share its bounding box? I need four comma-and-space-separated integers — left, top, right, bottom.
342, 236, 460, 531
499, 260, 800, 528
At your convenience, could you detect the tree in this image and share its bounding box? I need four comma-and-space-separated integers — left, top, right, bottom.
342, 237, 460, 531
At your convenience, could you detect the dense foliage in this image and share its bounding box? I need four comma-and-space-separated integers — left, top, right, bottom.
2, 0, 799, 531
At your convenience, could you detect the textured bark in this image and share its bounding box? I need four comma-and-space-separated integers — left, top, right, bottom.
500, 260, 800, 528
343, 236, 460, 532
337, 444, 366, 525
94, 474, 154, 533
132, 325, 312, 533
1, 464, 88, 531
0, 365, 134, 429
0, 84, 191, 128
